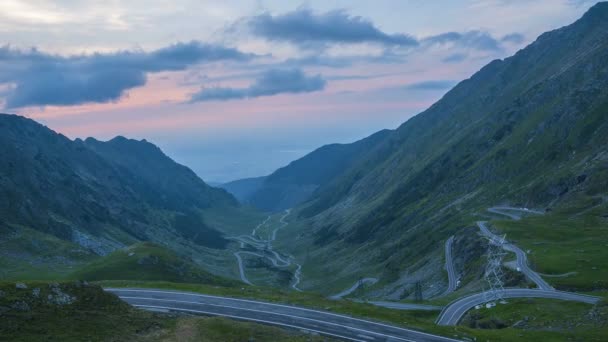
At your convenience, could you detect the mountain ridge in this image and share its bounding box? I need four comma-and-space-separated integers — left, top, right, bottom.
266, 3, 608, 297
0, 113, 242, 267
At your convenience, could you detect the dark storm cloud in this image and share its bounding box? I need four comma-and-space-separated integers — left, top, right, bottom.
0, 42, 253, 108
190, 68, 326, 102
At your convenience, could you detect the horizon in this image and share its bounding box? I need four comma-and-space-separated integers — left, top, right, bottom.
0, 0, 601, 183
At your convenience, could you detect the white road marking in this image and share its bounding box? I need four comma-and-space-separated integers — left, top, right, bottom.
133, 304, 365, 342
121, 296, 418, 341
107, 288, 460, 341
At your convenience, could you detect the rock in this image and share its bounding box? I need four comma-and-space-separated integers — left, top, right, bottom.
0, 290, 5, 298
11, 301, 30, 311
15, 282, 27, 289
32, 288, 40, 298
47, 284, 75, 305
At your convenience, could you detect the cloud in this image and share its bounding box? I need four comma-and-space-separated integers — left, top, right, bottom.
0, 42, 253, 108
501, 33, 525, 44
246, 8, 418, 47
190, 68, 326, 102
442, 53, 468, 63
404, 80, 458, 90
423, 30, 517, 51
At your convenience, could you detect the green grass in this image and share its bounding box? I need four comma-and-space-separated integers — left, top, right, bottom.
0, 281, 334, 341
202, 205, 267, 236
69, 242, 237, 287
174, 316, 332, 341
0, 281, 175, 341
0, 225, 96, 280
492, 206, 608, 291
460, 298, 608, 342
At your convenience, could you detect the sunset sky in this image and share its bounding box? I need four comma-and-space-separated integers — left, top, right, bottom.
0, 0, 600, 182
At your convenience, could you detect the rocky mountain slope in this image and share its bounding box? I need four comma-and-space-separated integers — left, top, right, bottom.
0, 114, 252, 279
272, 3, 608, 297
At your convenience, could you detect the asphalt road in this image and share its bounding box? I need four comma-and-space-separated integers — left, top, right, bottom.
486, 206, 544, 220
233, 251, 253, 285
231, 210, 300, 289
107, 288, 460, 342
477, 221, 554, 291
330, 278, 379, 300
443, 236, 457, 295
436, 288, 601, 325
368, 301, 442, 311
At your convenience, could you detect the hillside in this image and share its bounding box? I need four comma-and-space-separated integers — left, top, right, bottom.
0, 114, 260, 281
224, 129, 391, 212
220, 176, 267, 203
70, 242, 238, 285
271, 3, 608, 297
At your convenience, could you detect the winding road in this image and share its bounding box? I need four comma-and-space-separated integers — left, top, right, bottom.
233, 252, 253, 285
433, 206, 598, 325
107, 288, 460, 342
443, 236, 458, 295
330, 278, 379, 300
436, 288, 601, 326
231, 210, 303, 291
486, 206, 544, 221
477, 221, 553, 291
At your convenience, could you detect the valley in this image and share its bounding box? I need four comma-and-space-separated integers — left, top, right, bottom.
1, 2, 608, 341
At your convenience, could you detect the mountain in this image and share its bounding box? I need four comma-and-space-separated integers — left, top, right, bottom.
0, 114, 250, 279
84, 136, 236, 210
272, 3, 608, 296
220, 176, 267, 203
223, 129, 391, 212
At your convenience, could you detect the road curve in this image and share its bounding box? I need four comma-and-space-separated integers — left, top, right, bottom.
106, 288, 460, 342
330, 278, 379, 300
271, 209, 292, 242
233, 252, 252, 285
231, 210, 297, 287
443, 236, 458, 295
291, 263, 303, 292
477, 221, 553, 291
436, 288, 601, 326
486, 206, 544, 221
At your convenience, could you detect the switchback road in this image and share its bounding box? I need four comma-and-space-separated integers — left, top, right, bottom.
443, 236, 458, 295
436, 288, 600, 325
477, 221, 553, 291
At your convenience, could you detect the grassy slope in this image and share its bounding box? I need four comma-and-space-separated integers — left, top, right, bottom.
492, 203, 608, 291
202, 205, 267, 236
0, 281, 332, 342
461, 298, 608, 342
0, 225, 96, 280
69, 242, 238, 287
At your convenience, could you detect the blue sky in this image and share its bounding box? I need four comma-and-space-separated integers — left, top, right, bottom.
0, 0, 601, 182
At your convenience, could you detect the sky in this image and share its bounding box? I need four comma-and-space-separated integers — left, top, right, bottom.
0, 0, 601, 183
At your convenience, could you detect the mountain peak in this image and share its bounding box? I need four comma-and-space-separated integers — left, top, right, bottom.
584, 1, 608, 18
